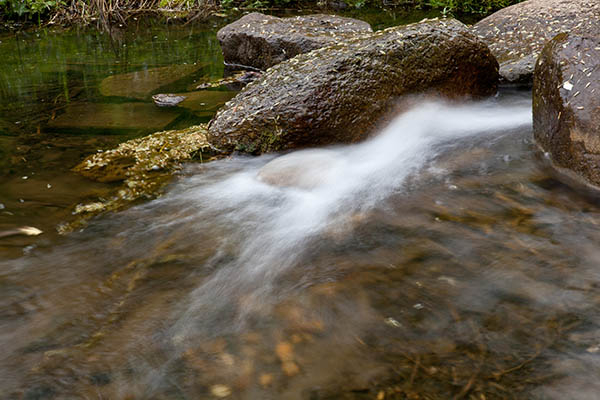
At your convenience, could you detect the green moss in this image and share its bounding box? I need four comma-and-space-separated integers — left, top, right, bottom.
64, 124, 218, 233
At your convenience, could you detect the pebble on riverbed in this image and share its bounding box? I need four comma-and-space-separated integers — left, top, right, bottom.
210, 384, 232, 397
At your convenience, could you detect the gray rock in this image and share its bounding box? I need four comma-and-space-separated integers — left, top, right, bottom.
152, 94, 187, 107
217, 12, 372, 71
473, 0, 600, 84
208, 18, 499, 154
533, 32, 600, 187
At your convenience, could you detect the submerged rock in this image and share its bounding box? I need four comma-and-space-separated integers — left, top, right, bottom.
533, 33, 600, 187
195, 71, 263, 91
47, 103, 180, 133
174, 90, 237, 114
217, 12, 372, 71
257, 149, 345, 189
473, 0, 600, 84
208, 19, 499, 154
99, 65, 201, 100
152, 90, 237, 116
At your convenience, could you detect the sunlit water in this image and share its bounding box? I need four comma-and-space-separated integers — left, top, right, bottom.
2, 90, 600, 399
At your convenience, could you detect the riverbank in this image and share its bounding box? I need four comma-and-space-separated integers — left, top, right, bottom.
1, 0, 522, 30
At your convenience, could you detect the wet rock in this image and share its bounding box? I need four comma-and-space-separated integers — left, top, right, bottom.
208, 19, 499, 154
532, 33, 600, 187
99, 65, 201, 100
217, 12, 372, 71
47, 103, 180, 133
74, 125, 211, 183
472, 0, 600, 84
152, 93, 186, 107
64, 125, 214, 233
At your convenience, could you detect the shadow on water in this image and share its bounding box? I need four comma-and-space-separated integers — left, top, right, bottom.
1, 90, 600, 399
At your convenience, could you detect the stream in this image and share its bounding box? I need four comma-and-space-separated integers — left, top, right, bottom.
1, 14, 600, 400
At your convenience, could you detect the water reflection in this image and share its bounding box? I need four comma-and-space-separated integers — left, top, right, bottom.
0, 21, 230, 243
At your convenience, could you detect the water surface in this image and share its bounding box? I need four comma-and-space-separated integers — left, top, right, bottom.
2, 88, 600, 399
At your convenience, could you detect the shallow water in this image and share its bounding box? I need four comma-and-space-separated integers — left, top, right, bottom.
0, 20, 231, 251
2, 87, 600, 399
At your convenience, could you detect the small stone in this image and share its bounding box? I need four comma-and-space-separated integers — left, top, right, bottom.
17, 226, 43, 236
259, 373, 273, 387
587, 345, 600, 353
210, 384, 231, 398
282, 361, 300, 376
276, 341, 294, 362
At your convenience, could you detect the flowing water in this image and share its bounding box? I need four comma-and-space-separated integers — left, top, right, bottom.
2, 16, 600, 400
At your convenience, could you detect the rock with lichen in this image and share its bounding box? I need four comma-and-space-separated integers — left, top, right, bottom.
472, 0, 600, 84
217, 12, 372, 71
533, 32, 600, 187
207, 18, 499, 154
74, 124, 212, 183
65, 125, 214, 232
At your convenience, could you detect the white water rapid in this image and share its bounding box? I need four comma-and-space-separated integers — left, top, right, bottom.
155, 96, 532, 342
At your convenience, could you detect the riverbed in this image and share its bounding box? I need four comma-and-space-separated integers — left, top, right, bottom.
1, 14, 600, 400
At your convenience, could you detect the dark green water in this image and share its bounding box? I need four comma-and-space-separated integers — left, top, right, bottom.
0, 20, 232, 249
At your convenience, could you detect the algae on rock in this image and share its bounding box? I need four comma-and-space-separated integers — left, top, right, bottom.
66, 125, 214, 232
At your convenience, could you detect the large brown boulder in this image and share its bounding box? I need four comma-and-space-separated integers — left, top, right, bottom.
472, 0, 600, 84
217, 12, 372, 71
207, 19, 499, 154
533, 33, 600, 187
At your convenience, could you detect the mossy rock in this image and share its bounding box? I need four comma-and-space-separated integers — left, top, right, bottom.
74, 124, 212, 183
65, 124, 215, 233
208, 18, 499, 154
